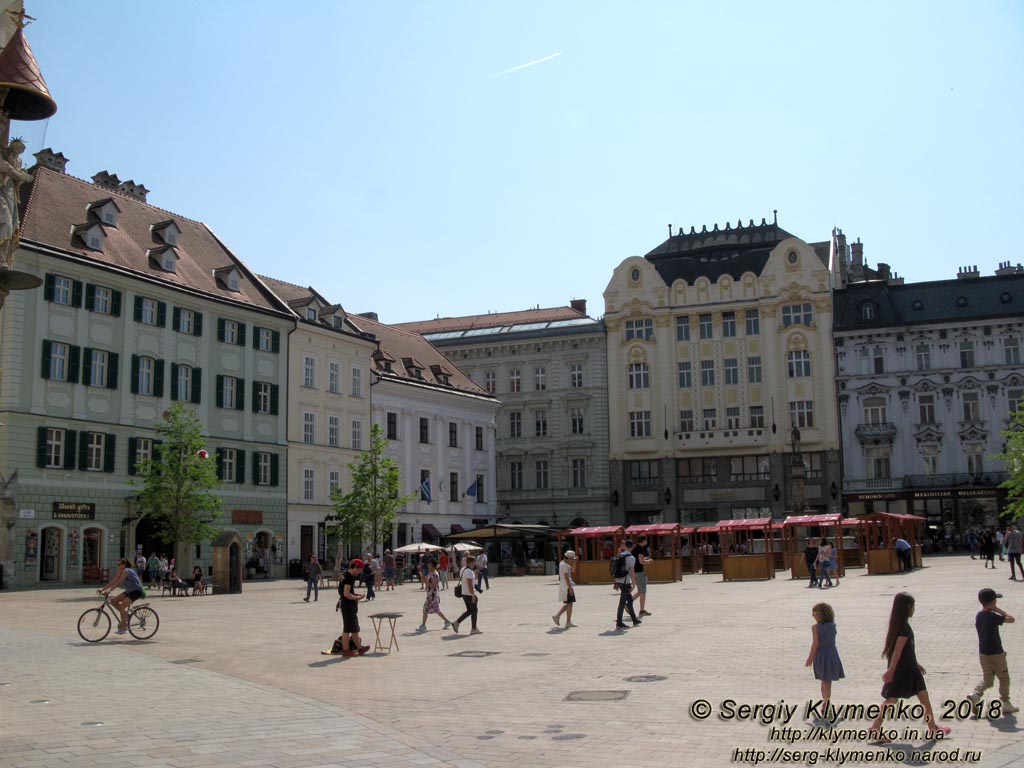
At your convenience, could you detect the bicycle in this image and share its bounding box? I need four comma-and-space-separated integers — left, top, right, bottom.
77, 591, 160, 642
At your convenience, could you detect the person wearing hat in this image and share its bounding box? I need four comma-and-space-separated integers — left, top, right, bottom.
326, 558, 370, 656
553, 550, 578, 628
967, 588, 1018, 714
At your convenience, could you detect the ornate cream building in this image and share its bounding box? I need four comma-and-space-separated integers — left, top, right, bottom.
604, 218, 842, 525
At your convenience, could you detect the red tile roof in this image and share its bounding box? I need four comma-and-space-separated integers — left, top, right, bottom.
395, 305, 586, 334
19, 167, 290, 314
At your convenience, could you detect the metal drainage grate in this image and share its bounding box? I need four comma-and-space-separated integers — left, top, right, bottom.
624, 675, 667, 683
553, 734, 587, 741
565, 690, 629, 702
169, 658, 203, 665
448, 650, 500, 658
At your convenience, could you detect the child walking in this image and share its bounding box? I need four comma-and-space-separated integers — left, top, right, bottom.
869, 592, 950, 741
416, 560, 452, 633
805, 602, 844, 715
967, 588, 1019, 714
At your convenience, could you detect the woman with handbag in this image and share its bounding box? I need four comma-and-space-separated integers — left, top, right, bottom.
451, 555, 482, 635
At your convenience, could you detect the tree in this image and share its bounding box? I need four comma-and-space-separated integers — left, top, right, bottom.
329, 423, 415, 567
133, 402, 222, 548
997, 406, 1024, 523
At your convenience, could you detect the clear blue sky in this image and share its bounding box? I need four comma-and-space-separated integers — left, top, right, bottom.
23, 1, 1024, 323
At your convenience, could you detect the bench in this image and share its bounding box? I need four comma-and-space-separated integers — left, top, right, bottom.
160, 579, 188, 597
198, 576, 219, 595
320, 571, 337, 588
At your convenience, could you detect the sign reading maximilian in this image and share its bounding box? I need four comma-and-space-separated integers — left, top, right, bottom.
52, 502, 96, 520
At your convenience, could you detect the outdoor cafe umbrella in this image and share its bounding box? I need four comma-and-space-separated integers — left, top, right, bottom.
450, 541, 484, 552
393, 542, 444, 554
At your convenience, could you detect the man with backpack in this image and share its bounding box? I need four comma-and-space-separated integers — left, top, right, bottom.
612, 539, 641, 630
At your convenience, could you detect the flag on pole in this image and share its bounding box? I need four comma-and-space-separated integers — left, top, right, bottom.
420, 477, 431, 503
465, 480, 477, 498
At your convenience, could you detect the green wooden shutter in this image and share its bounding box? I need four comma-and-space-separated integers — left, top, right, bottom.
191, 368, 202, 404
77, 430, 89, 470
251, 380, 259, 413
270, 384, 279, 415
217, 318, 225, 342
237, 323, 246, 347
194, 312, 203, 337
252, 452, 261, 484
156, 301, 167, 327
252, 328, 260, 349
270, 453, 279, 486
133, 296, 143, 322
130, 355, 140, 394
41, 340, 51, 379
235, 450, 245, 484
81, 347, 93, 385
43, 274, 54, 302
236, 378, 245, 411
103, 434, 116, 473
127, 437, 137, 476
36, 426, 47, 467
64, 430, 77, 469
154, 360, 165, 397
111, 290, 122, 317
216, 375, 224, 408
67, 346, 81, 384
72, 280, 84, 308
172, 306, 181, 331
272, 330, 280, 353
215, 448, 224, 480
107, 353, 119, 389
85, 284, 96, 311
169, 363, 179, 400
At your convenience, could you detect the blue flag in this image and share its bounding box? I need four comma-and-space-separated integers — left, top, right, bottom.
420, 477, 431, 503
465, 480, 477, 497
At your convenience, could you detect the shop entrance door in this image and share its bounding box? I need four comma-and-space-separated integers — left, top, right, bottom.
40, 527, 62, 581
300, 525, 313, 563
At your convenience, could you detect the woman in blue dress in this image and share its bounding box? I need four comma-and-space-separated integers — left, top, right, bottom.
805, 602, 845, 716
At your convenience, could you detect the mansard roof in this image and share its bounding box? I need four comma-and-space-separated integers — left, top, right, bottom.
258, 275, 369, 337
643, 217, 808, 284
834, 272, 1024, 331
19, 166, 290, 314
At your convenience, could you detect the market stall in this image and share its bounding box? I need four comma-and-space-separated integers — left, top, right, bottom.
841, 518, 866, 568
695, 523, 722, 574
680, 526, 698, 574
558, 526, 624, 584
892, 513, 927, 567
624, 523, 683, 582
859, 512, 920, 575
720, 518, 776, 581
782, 513, 844, 580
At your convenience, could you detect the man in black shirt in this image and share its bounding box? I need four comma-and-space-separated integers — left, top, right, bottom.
326, 558, 370, 657
967, 588, 1018, 713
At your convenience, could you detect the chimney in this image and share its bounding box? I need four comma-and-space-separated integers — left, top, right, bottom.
957, 265, 980, 280
570, 298, 587, 315
877, 262, 891, 281
834, 228, 847, 259
851, 238, 863, 268
92, 170, 121, 191
358, 311, 379, 321
117, 179, 149, 203
32, 148, 68, 173
995, 261, 1024, 276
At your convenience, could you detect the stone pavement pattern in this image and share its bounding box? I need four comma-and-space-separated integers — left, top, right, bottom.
1, 556, 1022, 768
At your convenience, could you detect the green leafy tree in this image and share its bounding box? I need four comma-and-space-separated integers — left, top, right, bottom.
133, 402, 221, 547
329, 423, 415, 567
997, 406, 1024, 522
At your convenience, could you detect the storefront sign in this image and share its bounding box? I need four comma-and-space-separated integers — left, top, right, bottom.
471, 518, 489, 526
52, 502, 96, 520
844, 492, 908, 502
231, 509, 263, 525
957, 489, 998, 499
19, 509, 34, 519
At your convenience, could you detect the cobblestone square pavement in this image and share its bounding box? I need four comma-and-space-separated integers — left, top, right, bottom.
2, 555, 1022, 768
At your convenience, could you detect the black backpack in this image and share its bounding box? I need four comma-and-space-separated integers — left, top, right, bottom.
610, 552, 628, 579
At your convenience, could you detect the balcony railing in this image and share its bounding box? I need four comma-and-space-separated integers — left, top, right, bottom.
902, 472, 1009, 489
854, 422, 897, 443
842, 478, 898, 492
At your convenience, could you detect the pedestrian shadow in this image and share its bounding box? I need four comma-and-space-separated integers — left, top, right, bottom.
441, 634, 467, 641
547, 628, 567, 635
988, 714, 1019, 734
597, 629, 629, 637
308, 656, 346, 668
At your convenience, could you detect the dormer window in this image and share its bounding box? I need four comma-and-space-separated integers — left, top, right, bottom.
430, 364, 452, 386
148, 246, 179, 273
87, 198, 121, 228
151, 220, 181, 246
861, 302, 876, 321
213, 266, 243, 293
306, 308, 317, 321
333, 316, 343, 329
73, 222, 106, 252
403, 357, 424, 379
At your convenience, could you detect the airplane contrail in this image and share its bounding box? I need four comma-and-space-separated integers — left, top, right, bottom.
484, 52, 563, 81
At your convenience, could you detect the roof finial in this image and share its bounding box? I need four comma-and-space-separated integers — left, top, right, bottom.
6, 8, 35, 29
667, 223, 673, 237
772, 209, 777, 225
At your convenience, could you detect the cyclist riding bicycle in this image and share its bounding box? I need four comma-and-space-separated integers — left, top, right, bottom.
101, 558, 145, 634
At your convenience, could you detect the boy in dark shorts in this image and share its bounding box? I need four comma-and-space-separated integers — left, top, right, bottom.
967, 588, 1018, 714
327, 558, 369, 657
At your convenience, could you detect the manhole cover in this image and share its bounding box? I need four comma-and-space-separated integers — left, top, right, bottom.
519, 735, 537, 740
30, 700, 49, 704
564, 690, 629, 702
553, 733, 586, 741
485, 730, 504, 735
476, 735, 494, 740
624, 675, 667, 683
448, 651, 500, 658
169, 658, 203, 664
522, 652, 550, 657
81, 722, 103, 727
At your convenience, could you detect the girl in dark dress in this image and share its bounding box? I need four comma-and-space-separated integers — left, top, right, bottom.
869, 593, 950, 741
981, 529, 996, 569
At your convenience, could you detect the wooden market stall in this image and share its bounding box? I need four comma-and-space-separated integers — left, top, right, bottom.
558, 526, 624, 584
892, 513, 927, 567
624, 523, 683, 582
840, 518, 866, 568
859, 512, 916, 575
695, 523, 722, 573
680, 526, 698, 574
720, 518, 776, 581
782, 513, 844, 580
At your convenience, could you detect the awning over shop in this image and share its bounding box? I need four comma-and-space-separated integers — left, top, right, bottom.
422, 523, 442, 541
449, 524, 466, 534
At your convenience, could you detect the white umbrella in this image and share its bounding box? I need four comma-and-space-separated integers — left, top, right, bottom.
393, 542, 444, 554
450, 541, 484, 552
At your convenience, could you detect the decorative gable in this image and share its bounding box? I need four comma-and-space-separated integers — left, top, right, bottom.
913, 426, 944, 445
72, 221, 106, 251
151, 219, 182, 246
87, 198, 121, 227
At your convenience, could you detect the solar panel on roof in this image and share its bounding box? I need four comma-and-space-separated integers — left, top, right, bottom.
423, 331, 465, 340
546, 318, 596, 328
507, 322, 549, 332
462, 327, 506, 337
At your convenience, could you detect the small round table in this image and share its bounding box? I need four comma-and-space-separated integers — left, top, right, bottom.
368, 612, 402, 654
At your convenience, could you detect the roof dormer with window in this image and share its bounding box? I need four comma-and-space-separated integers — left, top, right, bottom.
148, 245, 179, 273
87, 198, 121, 228
403, 357, 425, 379
373, 350, 396, 373
213, 266, 243, 293
72, 221, 106, 252
151, 219, 182, 246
